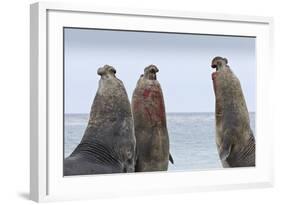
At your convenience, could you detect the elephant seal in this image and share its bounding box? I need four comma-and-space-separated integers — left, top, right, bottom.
211, 56, 255, 167
64, 65, 136, 176
132, 65, 173, 172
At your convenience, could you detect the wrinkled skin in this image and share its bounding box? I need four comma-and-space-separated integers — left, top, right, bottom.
64, 65, 136, 176
211, 57, 255, 167
132, 65, 172, 172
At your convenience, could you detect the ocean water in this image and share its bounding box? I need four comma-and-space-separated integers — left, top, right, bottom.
64, 112, 256, 172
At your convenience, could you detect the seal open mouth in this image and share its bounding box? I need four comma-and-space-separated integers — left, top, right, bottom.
211, 63, 218, 81
211, 62, 218, 69
211, 56, 228, 81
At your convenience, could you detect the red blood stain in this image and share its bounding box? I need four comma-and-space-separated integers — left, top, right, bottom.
212, 72, 218, 95
133, 86, 167, 124
212, 72, 217, 80
143, 89, 151, 98
146, 89, 165, 122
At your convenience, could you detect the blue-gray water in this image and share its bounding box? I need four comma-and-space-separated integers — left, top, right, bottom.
64, 113, 255, 171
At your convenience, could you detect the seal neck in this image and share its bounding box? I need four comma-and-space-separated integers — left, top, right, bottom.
72, 140, 123, 167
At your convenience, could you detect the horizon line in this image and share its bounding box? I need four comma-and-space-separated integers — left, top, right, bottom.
65, 111, 256, 115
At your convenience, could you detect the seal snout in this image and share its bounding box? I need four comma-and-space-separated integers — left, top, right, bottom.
211, 63, 217, 69
97, 64, 116, 77
144, 64, 159, 80
211, 56, 228, 70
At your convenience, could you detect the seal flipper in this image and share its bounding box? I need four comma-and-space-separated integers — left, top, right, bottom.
134, 145, 140, 171
169, 153, 174, 164
219, 141, 233, 161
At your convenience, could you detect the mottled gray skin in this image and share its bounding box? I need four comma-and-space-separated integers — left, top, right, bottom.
64, 65, 136, 176
211, 57, 255, 167
132, 65, 171, 172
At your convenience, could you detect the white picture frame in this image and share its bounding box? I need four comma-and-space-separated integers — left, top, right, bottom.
30, 2, 274, 202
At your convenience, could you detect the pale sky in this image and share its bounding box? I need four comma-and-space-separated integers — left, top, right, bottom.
64, 28, 256, 113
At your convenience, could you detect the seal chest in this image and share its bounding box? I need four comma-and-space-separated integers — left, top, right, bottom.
64, 65, 136, 175
132, 65, 170, 172
211, 57, 255, 167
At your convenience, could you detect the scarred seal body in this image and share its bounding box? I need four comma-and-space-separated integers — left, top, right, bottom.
132, 65, 171, 172
64, 65, 136, 175
211, 57, 255, 167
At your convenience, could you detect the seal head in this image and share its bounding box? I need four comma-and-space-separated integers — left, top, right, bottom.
143, 64, 159, 80
211, 56, 228, 70
97, 64, 116, 78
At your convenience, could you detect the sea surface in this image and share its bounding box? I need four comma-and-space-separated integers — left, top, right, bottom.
64, 112, 256, 172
